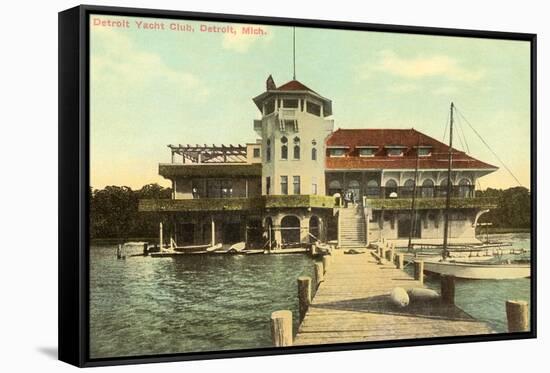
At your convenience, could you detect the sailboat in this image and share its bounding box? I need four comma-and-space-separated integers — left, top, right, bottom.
420, 103, 530, 280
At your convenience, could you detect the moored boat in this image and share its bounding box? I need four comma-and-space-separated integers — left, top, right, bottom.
422, 258, 530, 280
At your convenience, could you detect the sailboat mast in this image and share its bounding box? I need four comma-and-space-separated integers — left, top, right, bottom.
442, 102, 454, 258
407, 133, 421, 252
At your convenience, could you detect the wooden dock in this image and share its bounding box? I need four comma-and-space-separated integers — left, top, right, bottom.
293, 251, 494, 345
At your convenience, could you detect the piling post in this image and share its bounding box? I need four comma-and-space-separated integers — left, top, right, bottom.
314, 262, 324, 288
414, 260, 424, 285
270, 310, 293, 347
143, 243, 148, 256
396, 253, 404, 269
506, 300, 529, 332
311, 243, 317, 256
441, 275, 455, 305
297, 276, 312, 322
386, 248, 394, 262
322, 256, 331, 274
159, 222, 163, 250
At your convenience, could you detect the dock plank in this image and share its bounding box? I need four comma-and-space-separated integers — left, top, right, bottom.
293, 252, 493, 345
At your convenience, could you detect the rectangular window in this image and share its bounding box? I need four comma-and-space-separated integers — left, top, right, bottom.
206, 180, 221, 198
387, 148, 404, 157
306, 101, 321, 116
293, 176, 301, 195
221, 180, 233, 198
281, 176, 288, 195
253, 148, 260, 158
266, 176, 271, 195
311, 177, 318, 195
329, 148, 346, 157
418, 147, 432, 156
359, 148, 376, 157
283, 119, 298, 132
283, 99, 299, 108
266, 145, 271, 162
206, 179, 232, 198
192, 180, 203, 198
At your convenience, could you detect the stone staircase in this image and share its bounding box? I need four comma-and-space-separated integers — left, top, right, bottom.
338, 206, 367, 248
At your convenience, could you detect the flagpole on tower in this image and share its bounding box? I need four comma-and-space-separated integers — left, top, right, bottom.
293, 27, 296, 80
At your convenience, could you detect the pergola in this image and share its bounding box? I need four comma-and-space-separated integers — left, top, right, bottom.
168, 144, 248, 164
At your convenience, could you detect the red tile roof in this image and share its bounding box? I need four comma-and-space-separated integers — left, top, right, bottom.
276, 80, 316, 92
325, 128, 497, 170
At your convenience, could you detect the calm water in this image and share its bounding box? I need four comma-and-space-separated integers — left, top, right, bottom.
90, 249, 315, 358
90, 232, 531, 358
407, 232, 532, 332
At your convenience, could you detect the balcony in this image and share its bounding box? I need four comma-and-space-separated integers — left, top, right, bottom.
139, 197, 264, 212
363, 186, 476, 199
265, 195, 335, 209
365, 197, 497, 210
139, 195, 337, 212
159, 163, 262, 178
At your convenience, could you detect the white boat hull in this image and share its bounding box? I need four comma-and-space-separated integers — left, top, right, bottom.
423, 260, 530, 280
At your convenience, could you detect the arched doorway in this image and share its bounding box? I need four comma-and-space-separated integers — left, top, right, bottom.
309, 215, 320, 242
402, 179, 415, 198
366, 179, 380, 198
281, 215, 301, 246
439, 179, 453, 197
328, 180, 342, 196
347, 180, 360, 204
458, 178, 472, 198
385, 179, 398, 198
421, 179, 435, 198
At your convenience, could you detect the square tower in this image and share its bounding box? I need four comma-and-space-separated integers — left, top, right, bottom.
252, 76, 334, 196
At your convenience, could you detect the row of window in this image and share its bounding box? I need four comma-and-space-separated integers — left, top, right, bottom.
328, 178, 472, 189
265, 176, 318, 195
264, 99, 322, 117
265, 137, 318, 162
327, 178, 474, 198
329, 147, 432, 158
192, 179, 234, 198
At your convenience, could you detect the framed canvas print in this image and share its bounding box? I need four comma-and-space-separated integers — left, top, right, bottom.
58, 4, 537, 367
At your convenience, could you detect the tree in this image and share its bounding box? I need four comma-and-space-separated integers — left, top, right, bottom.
477, 187, 531, 229
90, 183, 172, 240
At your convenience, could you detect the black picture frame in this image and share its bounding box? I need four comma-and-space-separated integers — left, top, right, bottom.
59, 4, 537, 367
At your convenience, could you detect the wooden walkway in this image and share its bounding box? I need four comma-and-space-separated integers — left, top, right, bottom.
293, 252, 494, 345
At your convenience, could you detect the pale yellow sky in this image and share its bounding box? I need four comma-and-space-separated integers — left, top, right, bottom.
90, 15, 532, 190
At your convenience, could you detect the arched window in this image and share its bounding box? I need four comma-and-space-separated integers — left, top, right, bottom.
293, 137, 300, 159
458, 178, 472, 198
328, 180, 342, 196
421, 179, 435, 198
385, 179, 398, 198
309, 215, 320, 243
366, 179, 380, 198
439, 178, 453, 197
281, 215, 301, 245
266, 139, 271, 162
311, 139, 317, 161
281, 136, 288, 160
402, 179, 415, 198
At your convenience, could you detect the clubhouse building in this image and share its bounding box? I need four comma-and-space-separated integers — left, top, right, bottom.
139, 76, 498, 249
